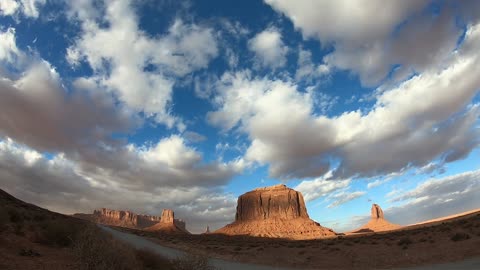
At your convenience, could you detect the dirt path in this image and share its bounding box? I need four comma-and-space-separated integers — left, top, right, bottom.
100, 226, 294, 270
100, 226, 480, 270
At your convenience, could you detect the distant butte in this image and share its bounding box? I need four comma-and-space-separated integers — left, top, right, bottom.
144, 209, 189, 234
350, 204, 402, 233
215, 184, 336, 239
73, 208, 161, 229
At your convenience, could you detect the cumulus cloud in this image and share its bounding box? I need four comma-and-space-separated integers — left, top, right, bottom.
0, 0, 20, 16
387, 169, 480, 225
0, 0, 46, 18
0, 138, 237, 233
0, 28, 23, 64
295, 47, 329, 82
0, 61, 135, 157
327, 191, 366, 208
67, 0, 218, 128
208, 22, 480, 180
266, 0, 479, 86
183, 131, 207, 142
0, 21, 242, 233
248, 27, 288, 69
295, 171, 351, 202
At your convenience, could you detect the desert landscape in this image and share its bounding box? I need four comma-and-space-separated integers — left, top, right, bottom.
1, 0, 480, 269
1, 185, 479, 269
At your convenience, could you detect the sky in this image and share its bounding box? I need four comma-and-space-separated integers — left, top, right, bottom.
0, 0, 479, 233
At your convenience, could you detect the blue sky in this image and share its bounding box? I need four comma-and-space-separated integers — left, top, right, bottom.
0, 0, 479, 233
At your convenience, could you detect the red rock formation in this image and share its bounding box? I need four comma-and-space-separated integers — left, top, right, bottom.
160, 209, 174, 223
73, 208, 161, 229
350, 204, 402, 233
215, 184, 336, 239
144, 209, 189, 234
371, 204, 384, 219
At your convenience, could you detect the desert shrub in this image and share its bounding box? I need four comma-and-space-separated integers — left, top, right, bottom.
135, 249, 174, 270
397, 237, 412, 246
451, 232, 470, 242
7, 208, 24, 223
39, 220, 84, 247
14, 223, 24, 236
0, 207, 9, 232
170, 254, 217, 270
33, 213, 46, 222
74, 226, 141, 270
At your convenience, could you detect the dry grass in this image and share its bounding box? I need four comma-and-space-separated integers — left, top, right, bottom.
73, 225, 217, 270
1, 190, 217, 270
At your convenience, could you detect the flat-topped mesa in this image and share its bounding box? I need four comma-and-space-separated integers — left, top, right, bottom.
236, 184, 309, 221
74, 208, 162, 229
371, 204, 384, 219
215, 184, 336, 239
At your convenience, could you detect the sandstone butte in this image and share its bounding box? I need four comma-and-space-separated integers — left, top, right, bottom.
215, 184, 336, 240
144, 209, 189, 234
350, 204, 402, 233
73, 208, 162, 229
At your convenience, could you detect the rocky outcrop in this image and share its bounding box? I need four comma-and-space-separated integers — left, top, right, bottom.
144, 209, 189, 234
215, 184, 336, 239
371, 204, 384, 219
160, 209, 174, 223
350, 204, 402, 233
235, 184, 309, 221
73, 208, 161, 229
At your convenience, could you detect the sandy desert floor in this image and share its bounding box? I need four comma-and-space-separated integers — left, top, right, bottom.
114, 210, 480, 269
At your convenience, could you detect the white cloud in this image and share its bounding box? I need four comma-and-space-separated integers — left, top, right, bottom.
295, 47, 330, 82
208, 22, 480, 180
295, 171, 351, 202
248, 27, 288, 69
67, 0, 218, 128
0, 28, 23, 64
327, 191, 366, 208
0, 0, 45, 18
0, 138, 237, 233
386, 169, 480, 225
266, 0, 428, 43
0, 0, 20, 16
20, 0, 45, 18
183, 131, 207, 143
266, 0, 478, 86
0, 60, 135, 155
0, 24, 243, 221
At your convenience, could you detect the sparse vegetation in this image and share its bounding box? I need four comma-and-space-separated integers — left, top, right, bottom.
451, 232, 470, 242
397, 237, 412, 246
39, 219, 85, 247
171, 254, 217, 270
8, 207, 24, 223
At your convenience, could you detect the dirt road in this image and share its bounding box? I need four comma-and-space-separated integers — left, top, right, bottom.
100, 226, 480, 270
